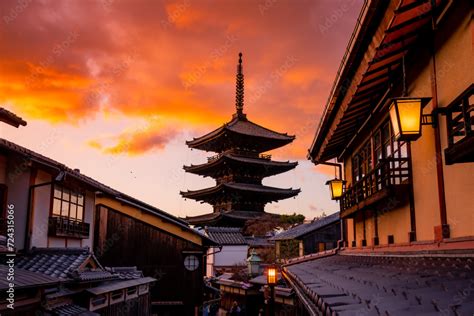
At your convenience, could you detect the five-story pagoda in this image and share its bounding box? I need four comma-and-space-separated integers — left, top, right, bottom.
181, 53, 300, 227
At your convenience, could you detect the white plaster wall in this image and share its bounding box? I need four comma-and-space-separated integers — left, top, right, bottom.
82, 190, 95, 249
30, 170, 52, 248
5, 155, 31, 250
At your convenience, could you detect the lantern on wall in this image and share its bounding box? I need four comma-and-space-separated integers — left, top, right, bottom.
326, 178, 346, 200
389, 97, 432, 141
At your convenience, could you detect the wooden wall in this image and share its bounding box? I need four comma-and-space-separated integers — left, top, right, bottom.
94, 205, 205, 315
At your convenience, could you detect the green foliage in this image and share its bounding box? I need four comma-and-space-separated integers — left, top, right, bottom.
279, 213, 305, 226
243, 213, 305, 236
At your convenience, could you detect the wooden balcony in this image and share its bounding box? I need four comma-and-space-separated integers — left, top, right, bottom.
341, 157, 410, 218
444, 84, 474, 165
207, 150, 272, 162
48, 216, 90, 239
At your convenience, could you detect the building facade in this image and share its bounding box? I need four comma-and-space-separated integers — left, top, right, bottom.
95, 194, 217, 315
272, 212, 340, 260
308, 0, 473, 250
284, 1, 474, 315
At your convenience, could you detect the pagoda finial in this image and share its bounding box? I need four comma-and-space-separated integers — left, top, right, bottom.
235, 52, 244, 117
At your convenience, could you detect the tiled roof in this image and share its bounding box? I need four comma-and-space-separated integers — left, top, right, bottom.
181, 182, 300, 200
16, 248, 93, 280
86, 277, 156, 295
0, 107, 27, 127
70, 270, 116, 282
48, 304, 99, 316
0, 265, 59, 290
245, 236, 274, 247
271, 212, 340, 241
187, 115, 295, 148
206, 227, 247, 245
183, 153, 298, 177
106, 266, 144, 279
285, 253, 474, 315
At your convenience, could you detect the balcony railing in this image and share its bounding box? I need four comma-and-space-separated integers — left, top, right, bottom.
341, 157, 410, 216
48, 216, 90, 239
207, 150, 272, 163
444, 84, 474, 164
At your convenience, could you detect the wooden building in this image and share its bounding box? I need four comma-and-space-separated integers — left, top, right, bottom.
0, 131, 155, 315
271, 212, 340, 260
95, 194, 217, 315
283, 1, 474, 315
308, 0, 473, 251
181, 53, 300, 227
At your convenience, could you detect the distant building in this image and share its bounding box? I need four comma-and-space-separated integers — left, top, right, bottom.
181, 53, 300, 227
285, 1, 474, 315
205, 226, 248, 277
271, 212, 340, 260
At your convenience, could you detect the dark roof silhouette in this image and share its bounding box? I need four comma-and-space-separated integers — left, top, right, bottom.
271, 212, 340, 241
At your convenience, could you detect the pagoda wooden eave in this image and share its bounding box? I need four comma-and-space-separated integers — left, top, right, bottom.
184, 210, 275, 226
186, 115, 295, 153
180, 182, 300, 203
183, 153, 298, 178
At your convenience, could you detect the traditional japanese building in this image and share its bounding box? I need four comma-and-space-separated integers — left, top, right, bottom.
283, 1, 474, 315
181, 53, 300, 227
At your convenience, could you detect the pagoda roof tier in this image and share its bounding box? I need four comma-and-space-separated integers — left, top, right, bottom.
180, 182, 300, 203
183, 210, 278, 227
183, 153, 298, 178
186, 114, 295, 153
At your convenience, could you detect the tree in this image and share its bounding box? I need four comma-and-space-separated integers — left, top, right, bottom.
243, 213, 305, 236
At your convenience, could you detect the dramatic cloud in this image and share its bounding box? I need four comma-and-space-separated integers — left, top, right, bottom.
0, 0, 363, 159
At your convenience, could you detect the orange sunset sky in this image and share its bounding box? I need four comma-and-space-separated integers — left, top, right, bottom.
0, 0, 363, 219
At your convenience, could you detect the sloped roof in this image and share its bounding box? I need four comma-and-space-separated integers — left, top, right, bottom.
48, 304, 99, 316
308, 0, 446, 162
15, 248, 113, 281
271, 212, 340, 241
181, 182, 300, 202
205, 227, 247, 245
284, 252, 474, 315
183, 153, 297, 177
0, 265, 59, 290
187, 115, 295, 147
0, 107, 27, 127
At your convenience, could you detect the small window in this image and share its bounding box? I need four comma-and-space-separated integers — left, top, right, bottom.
110, 289, 124, 303
91, 295, 107, 307
184, 255, 199, 271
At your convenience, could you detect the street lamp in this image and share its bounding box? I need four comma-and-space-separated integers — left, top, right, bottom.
389, 97, 432, 142
326, 178, 346, 200
266, 266, 277, 316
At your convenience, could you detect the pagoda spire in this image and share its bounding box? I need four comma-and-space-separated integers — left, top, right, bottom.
235, 52, 245, 118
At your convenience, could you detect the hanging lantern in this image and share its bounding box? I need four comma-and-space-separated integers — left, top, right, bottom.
326, 179, 345, 200
389, 97, 431, 141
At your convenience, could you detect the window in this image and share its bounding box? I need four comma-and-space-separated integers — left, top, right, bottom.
183, 255, 200, 271
351, 120, 408, 185
52, 185, 84, 221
